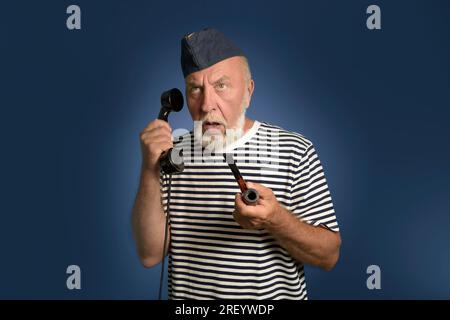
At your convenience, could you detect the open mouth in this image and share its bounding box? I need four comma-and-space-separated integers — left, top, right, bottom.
203, 121, 224, 131
204, 121, 222, 126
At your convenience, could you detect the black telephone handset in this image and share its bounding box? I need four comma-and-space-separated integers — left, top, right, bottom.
158, 88, 185, 174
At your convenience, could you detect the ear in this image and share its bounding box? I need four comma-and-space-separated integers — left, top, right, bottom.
246, 79, 255, 108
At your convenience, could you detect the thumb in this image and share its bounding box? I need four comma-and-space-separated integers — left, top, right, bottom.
235, 192, 245, 208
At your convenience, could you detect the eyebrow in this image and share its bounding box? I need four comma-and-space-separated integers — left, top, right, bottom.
212, 75, 231, 85
187, 75, 231, 87
186, 78, 199, 86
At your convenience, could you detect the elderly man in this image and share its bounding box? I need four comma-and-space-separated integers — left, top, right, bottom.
132, 28, 341, 300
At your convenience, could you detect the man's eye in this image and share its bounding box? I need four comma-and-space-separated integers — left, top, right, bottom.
215, 83, 227, 90
190, 87, 200, 94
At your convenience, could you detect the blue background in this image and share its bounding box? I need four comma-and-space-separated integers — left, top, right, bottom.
1, 0, 449, 299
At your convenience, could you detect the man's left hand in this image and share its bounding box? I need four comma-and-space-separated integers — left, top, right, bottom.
233, 182, 282, 230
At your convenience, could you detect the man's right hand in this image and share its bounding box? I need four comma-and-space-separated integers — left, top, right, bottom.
140, 119, 173, 173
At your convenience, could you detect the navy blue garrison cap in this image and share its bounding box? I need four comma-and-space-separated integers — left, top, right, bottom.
181, 28, 245, 78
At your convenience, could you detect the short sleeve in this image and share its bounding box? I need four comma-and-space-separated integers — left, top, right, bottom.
290, 142, 339, 232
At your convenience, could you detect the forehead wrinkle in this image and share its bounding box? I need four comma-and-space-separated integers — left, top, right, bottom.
186, 72, 231, 87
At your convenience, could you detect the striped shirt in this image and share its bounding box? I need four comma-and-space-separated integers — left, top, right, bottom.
161, 120, 339, 300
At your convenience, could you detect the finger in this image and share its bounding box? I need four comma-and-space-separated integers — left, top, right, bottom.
161, 144, 174, 153
141, 124, 172, 137
154, 142, 174, 155
141, 138, 173, 152
234, 193, 254, 217
151, 141, 174, 150
235, 193, 261, 218
143, 119, 172, 132
147, 119, 172, 131
234, 193, 246, 211
232, 211, 251, 229
141, 132, 173, 143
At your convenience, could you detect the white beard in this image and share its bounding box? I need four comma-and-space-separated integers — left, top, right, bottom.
201, 106, 247, 151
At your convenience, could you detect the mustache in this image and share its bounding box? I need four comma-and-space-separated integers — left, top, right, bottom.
200, 113, 227, 126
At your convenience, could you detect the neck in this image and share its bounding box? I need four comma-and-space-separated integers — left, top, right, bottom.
243, 117, 254, 134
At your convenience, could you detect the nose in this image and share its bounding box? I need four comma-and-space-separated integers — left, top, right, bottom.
200, 85, 216, 114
